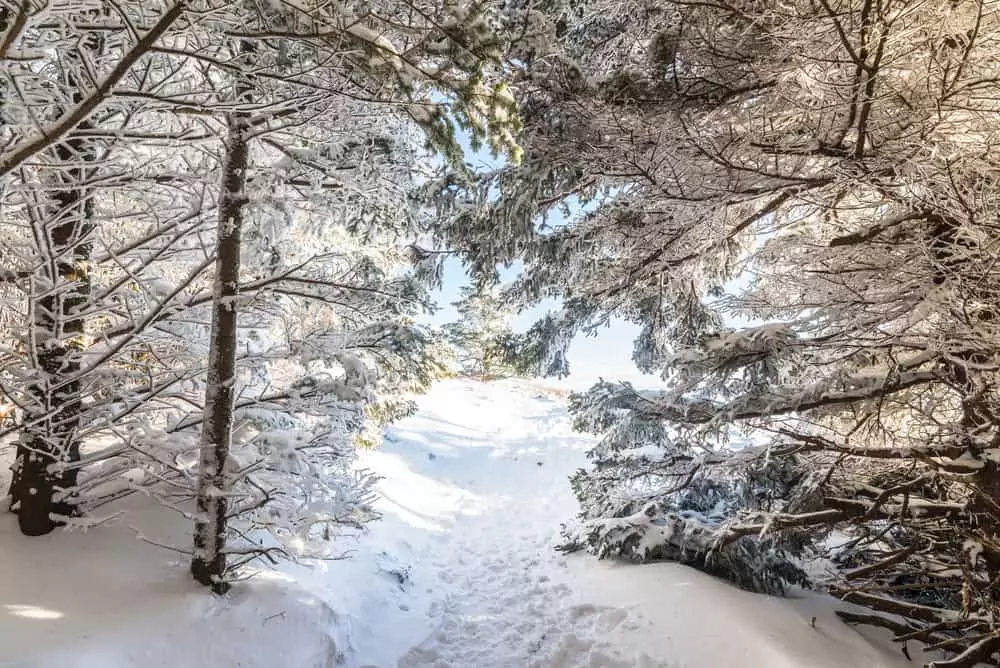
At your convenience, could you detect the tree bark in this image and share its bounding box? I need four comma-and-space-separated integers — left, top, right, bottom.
190, 41, 253, 594
10, 40, 97, 535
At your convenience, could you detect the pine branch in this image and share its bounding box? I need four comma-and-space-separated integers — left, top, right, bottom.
637, 370, 940, 424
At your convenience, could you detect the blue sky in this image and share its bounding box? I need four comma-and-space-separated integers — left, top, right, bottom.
423, 134, 660, 389
424, 256, 658, 388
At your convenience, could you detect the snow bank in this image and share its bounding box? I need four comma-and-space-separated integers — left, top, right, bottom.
561, 558, 910, 668
0, 501, 343, 668
0, 379, 914, 667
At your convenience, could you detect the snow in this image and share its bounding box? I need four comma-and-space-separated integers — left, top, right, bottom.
0, 379, 913, 667
0, 501, 344, 668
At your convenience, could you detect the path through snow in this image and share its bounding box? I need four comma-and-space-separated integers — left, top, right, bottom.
376, 381, 658, 668
341, 380, 912, 668
0, 379, 917, 668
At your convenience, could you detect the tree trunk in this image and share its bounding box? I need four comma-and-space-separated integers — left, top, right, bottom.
929, 214, 1000, 611
10, 55, 96, 535
190, 42, 253, 594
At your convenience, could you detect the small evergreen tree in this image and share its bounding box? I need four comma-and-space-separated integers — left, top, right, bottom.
443, 285, 517, 379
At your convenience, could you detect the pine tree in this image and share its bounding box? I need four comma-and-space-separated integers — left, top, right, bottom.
0, 0, 519, 595
439, 1, 1000, 661
444, 284, 516, 379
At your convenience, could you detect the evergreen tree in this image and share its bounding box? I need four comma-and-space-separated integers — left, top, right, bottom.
438, 0, 1000, 662
0, 0, 520, 594
444, 284, 516, 379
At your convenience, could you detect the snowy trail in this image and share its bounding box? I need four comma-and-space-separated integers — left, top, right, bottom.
0, 379, 916, 668
348, 380, 658, 667
340, 380, 911, 668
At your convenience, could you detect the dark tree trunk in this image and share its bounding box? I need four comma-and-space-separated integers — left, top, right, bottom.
190, 41, 253, 594
9, 51, 96, 534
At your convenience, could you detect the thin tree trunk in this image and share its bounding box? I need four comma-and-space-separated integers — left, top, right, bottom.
190, 41, 253, 594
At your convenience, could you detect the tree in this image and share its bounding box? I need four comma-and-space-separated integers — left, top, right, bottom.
0, 0, 518, 595
189, 34, 255, 592
177, 0, 520, 590
1, 1, 190, 535
443, 284, 516, 378
439, 0, 1000, 663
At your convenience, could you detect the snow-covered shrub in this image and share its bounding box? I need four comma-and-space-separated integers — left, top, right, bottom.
560, 381, 813, 594
564, 500, 810, 595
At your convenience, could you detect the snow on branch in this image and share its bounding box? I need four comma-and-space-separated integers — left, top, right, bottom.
0, 2, 188, 177
635, 369, 941, 424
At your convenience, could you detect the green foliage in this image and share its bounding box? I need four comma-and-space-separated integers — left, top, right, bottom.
443, 284, 518, 379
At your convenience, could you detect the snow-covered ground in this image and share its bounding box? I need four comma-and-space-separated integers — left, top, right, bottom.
0, 379, 913, 667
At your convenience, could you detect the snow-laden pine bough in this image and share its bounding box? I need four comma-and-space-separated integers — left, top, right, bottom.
430, 1, 1000, 665
559, 352, 1000, 668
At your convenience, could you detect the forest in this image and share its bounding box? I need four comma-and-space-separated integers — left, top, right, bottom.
0, 1, 998, 667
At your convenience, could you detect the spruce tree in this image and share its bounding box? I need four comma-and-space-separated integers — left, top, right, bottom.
439, 1, 1000, 661
444, 285, 516, 379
